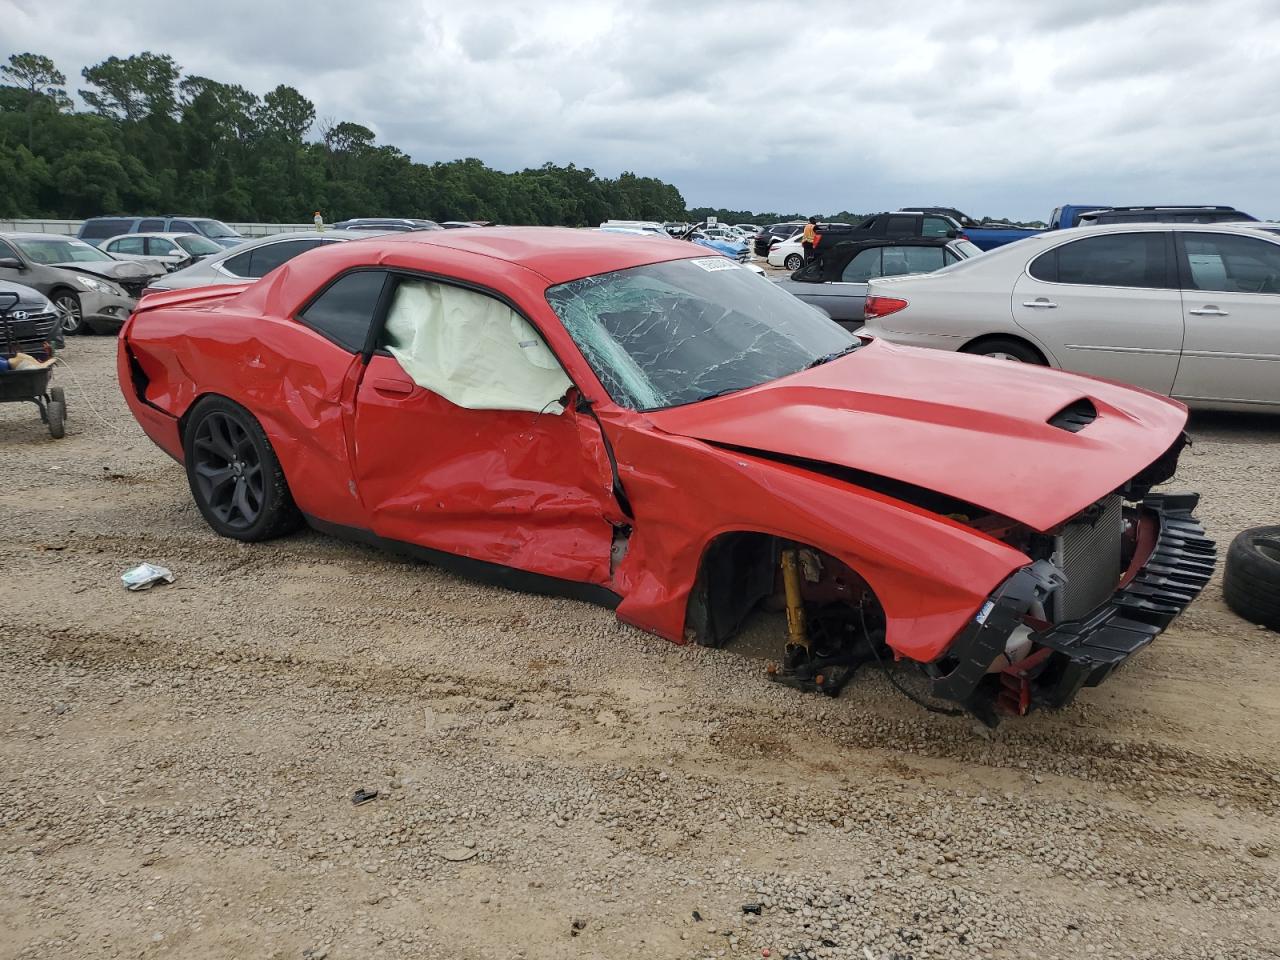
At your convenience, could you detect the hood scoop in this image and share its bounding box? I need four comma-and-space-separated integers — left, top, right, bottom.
1048, 398, 1097, 433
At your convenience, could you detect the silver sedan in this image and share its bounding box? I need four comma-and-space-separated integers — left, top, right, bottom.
145, 230, 388, 292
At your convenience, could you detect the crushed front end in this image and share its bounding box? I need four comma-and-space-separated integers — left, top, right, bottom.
927, 442, 1216, 720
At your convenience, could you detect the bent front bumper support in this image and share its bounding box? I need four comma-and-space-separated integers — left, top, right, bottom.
930, 493, 1215, 711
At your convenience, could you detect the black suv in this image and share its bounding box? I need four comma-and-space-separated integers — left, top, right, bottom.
1077, 205, 1257, 226
77, 216, 244, 249
853, 211, 964, 238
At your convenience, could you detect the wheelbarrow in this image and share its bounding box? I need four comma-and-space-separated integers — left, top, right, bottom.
0, 291, 66, 439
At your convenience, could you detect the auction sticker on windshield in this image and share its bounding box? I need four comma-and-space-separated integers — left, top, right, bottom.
690, 257, 739, 272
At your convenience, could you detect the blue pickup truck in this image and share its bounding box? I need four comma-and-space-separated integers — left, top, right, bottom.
901, 205, 1105, 250
903, 204, 1255, 251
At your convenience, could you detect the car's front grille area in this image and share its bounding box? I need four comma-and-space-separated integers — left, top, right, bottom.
1051, 494, 1123, 622
1, 309, 60, 346
1048, 398, 1097, 433
117, 279, 146, 300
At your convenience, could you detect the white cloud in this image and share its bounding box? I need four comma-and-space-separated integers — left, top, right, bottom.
2, 0, 1276, 219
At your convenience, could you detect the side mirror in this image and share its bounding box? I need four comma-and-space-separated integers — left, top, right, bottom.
946, 229, 959, 238
0, 257, 24, 270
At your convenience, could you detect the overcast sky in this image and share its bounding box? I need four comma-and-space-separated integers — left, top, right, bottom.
5, 0, 1277, 220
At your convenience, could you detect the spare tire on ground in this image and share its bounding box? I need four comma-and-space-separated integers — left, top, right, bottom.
1223, 525, 1280, 631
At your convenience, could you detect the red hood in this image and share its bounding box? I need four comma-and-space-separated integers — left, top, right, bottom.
645, 339, 1188, 531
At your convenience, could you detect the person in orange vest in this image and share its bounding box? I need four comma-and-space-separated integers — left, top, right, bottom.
802, 217, 818, 262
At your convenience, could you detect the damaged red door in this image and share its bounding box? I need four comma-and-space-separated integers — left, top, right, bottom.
350, 304, 626, 589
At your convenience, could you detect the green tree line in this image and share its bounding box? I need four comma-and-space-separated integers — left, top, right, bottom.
0, 50, 689, 225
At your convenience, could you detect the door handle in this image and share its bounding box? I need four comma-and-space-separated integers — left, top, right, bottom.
1021, 298, 1057, 308
1188, 307, 1229, 316
370, 377, 414, 395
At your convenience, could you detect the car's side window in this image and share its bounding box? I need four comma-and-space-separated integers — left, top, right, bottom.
113, 237, 146, 255
1182, 234, 1280, 294
170, 220, 196, 233
246, 239, 327, 279
378, 277, 572, 414
81, 219, 132, 241
885, 216, 917, 237
298, 270, 389, 353
883, 246, 947, 277
921, 217, 952, 237
221, 250, 253, 278
1030, 233, 1168, 288
840, 248, 883, 282
0, 239, 20, 260
145, 238, 175, 256
138, 219, 165, 232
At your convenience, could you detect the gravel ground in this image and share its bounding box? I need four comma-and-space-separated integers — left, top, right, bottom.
1, 336, 1278, 960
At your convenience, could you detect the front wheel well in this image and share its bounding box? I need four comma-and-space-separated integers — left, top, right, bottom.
684, 531, 883, 648
959, 333, 1048, 364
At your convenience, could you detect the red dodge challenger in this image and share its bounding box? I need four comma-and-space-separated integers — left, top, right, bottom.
118, 228, 1214, 720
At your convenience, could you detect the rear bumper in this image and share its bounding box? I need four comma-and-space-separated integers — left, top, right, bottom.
930, 493, 1215, 713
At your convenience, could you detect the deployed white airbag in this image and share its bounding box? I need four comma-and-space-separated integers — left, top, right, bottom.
383, 279, 572, 414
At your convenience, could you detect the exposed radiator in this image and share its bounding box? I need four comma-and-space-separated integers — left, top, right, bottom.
1051, 494, 1123, 622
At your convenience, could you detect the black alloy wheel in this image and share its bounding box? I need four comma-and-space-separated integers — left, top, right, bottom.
183, 397, 302, 542
192, 410, 266, 532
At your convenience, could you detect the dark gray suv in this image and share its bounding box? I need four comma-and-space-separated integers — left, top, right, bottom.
78, 216, 244, 249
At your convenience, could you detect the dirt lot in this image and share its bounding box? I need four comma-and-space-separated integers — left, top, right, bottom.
2, 336, 1278, 960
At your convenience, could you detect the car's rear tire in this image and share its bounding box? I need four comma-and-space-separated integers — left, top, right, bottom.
183, 396, 303, 542
51, 290, 84, 336
1223, 525, 1280, 631
784, 254, 803, 270
961, 337, 1045, 364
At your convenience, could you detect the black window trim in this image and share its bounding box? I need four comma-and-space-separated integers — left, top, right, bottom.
1025, 231, 1178, 291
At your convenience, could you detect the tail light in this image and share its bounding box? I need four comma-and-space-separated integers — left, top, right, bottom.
864, 295, 909, 319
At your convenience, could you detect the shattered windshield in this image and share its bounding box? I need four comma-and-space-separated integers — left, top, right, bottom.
546, 257, 856, 411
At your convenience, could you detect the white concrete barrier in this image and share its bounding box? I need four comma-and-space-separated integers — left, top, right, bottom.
0, 219, 317, 237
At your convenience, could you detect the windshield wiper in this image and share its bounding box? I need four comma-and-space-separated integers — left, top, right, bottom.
805, 342, 863, 369
696, 385, 749, 403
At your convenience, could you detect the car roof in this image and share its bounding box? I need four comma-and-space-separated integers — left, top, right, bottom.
828, 236, 958, 249
322, 226, 709, 285
213, 230, 386, 251
1053, 222, 1278, 238
1, 232, 92, 241
106, 231, 202, 239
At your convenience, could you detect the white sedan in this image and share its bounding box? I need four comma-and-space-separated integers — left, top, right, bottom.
101, 232, 224, 270
767, 232, 806, 269
860, 222, 1280, 411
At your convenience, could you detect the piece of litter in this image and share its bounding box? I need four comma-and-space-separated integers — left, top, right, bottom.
742, 903, 762, 915
351, 788, 379, 806
121, 563, 174, 591
438, 847, 478, 862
